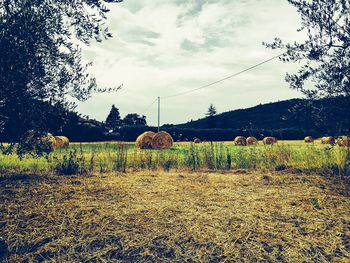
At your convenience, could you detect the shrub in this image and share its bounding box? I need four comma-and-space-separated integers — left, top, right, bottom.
54, 148, 88, 175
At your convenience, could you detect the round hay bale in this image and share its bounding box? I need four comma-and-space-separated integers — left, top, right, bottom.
25, 131, 56, 151
136, 131, 156, 149
194, 138, 201, 144
246, 136, 258, 145
304, 136, 314, 143
337, 136, 350, 147
54, 136, 70, 148
263, 137, 276, 145
321, 136, 335, 145
36, 133, 56, 151
234, 136, 247, 146
151, 131, 173, 150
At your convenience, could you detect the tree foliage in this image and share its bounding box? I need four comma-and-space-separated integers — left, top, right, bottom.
265, 0, 350, 99
123, 114, 147, 127
206, 104, 217, 117
105, 104, 121, 130
0, 0, 122, 151
205, 104, 217, 128
264, 0, 350, 134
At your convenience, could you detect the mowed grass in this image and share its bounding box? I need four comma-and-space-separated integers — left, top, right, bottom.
0, 171, 349, 262
0, 141, 349, 262
0, 140, 349, 175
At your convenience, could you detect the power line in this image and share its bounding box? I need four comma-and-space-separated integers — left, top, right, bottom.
162, 52, 287, 99
142, 97, 158, 114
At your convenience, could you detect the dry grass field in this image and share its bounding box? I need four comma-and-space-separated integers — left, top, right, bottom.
1, 170, 350, 262
0, 140, 349, 262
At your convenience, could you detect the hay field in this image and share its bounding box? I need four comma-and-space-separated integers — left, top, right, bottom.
0, 141, 349, 262
1, 171, 350, 262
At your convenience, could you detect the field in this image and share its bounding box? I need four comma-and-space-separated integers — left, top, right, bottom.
1, 141, 350, 262
0, 140, 349, 175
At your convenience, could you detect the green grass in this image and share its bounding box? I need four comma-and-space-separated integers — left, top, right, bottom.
0, 141, 349, 176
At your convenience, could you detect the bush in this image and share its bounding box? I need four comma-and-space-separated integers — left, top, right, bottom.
55, 147, 89, 175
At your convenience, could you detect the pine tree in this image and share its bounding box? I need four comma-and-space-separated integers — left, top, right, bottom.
106, 105, 121, 130
206, 104, 217, 117
206, 104, 217, 128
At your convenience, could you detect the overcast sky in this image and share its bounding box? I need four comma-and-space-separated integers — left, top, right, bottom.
77, 0, 306, 126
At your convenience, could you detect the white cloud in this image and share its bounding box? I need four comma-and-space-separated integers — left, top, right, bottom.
77, 0, 306, 125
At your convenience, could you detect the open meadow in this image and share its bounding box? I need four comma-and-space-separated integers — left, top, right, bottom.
0, 140, 350, 262
0, 140, 349, 175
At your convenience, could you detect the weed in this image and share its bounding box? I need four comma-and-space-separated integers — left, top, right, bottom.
55, 148, 87, 175
112, 144, 128, 173
310, 198, 321, 209
163, 159, 173, 172
185, 143, 200, 171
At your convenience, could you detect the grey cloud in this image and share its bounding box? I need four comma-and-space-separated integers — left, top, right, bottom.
181, 36, 230, 52
120, 27, 160, 46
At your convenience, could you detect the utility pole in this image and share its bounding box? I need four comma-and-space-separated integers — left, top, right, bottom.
157, 96, 160, 132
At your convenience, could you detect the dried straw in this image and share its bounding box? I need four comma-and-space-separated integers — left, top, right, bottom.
263, 137, 275, 145
304, 136, 314, 143
136, 131, 156, 149
151, 131, 174, 150
246, 136, 258, 145
234, 136, 247, 146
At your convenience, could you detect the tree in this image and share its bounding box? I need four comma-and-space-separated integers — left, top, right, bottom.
206, 104, 217, 117
264, 0, 350, 133
0, 0, 122, 154
106, 105, 121, 130
123, 114, 147, 126
206, 104, 217, 128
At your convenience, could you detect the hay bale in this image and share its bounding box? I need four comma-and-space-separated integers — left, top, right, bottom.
25, 131, 56, 150
136, 131, 156, 149
151, 131, 173, 150
234, 136, 247, 146
194, 138, 201, 144
321, 136, 336, 145
337, 136, 350, 147
54, 136, 70, 148
304, 136, 314, 143
263, 137, 276, 145
40, 133, 56, 147
246, 136, 258, 145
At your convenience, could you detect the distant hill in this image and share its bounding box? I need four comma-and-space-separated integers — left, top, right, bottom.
175, 99, 302, 130
171, 97, 349, 135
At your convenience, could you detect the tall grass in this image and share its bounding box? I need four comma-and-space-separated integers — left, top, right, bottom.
0, 141, 349, 177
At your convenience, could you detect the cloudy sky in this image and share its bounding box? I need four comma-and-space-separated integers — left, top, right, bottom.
77, 0, 306, 126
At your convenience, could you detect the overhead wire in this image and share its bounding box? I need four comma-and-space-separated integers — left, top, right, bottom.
161, 52, 287, 99
141, 97, 158, 114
